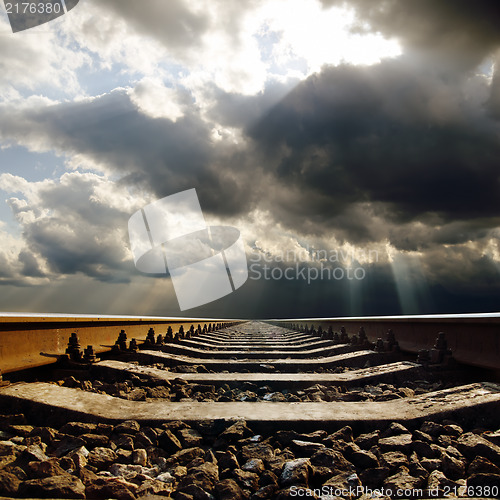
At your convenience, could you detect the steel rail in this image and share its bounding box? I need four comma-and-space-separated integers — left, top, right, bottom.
0, 314, 245, 374
271, 313, 500, 371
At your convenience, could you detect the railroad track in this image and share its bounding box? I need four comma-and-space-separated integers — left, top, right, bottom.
1, 319, 500, 499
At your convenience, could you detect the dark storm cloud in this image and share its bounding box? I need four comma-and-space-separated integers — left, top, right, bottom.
18, 250, 45, 277
323, 0, 500, 70
0, 90, 258, 218
248, 58, 500, 245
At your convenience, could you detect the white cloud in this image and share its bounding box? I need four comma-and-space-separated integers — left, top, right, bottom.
0, 170, 149, 283
129, 78, 185, 121
0, 17, 90, 100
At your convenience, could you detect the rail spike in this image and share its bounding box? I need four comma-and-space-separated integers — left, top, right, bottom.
145, 328, 156, 347
83, 345, 97, 363
430, 331, 453, 364
66, 332, 83, 362
340, 326, 349, 343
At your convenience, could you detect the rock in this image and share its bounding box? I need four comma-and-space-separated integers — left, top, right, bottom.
310, 464, 335, 484
59, 422, 98, 436
420, 458, 441, 473
275, 430, 301, 447
427, 470, 462, 495
280, 458, 310, 487
355, 431, 379, 450
420, 421, 445, 437
176, 365, 199, 373
398, 387, 415, 398
19, 474, 85, 499
115, 420, 140, 434
437, 434, 453, 448
29, 426, 58, 444
443, 424, 463, 437
411, 440, 439, 459
132, 448, 148, 467
96, 423, 114, 436
408, 452, 428, 479
467, 472, 500, 488
251, 484, 278, 499
216, 478, 244, 499
88, 447, 118, 469
180, 428, 204, 447
241, 442, 275, 462
242, 458, 265, 474
291, 440, 325, 455
147, 386, 171, 398
323, 471, 362, 491
263, 391, 286, 401
126, 388, 147, 401
22, 443, 49, 462
170, 447, 206, 466
0, 440, 22, 468
323, 426, 353, 445
51, 435, 86, 457
233, 468, 260, 490
384, 466, 423, 490
0, 469, 20, 496
359, 467, 390, 489
468, 455, 500, 475
0, 438, 22, 452
75, 466, 98, 486
413, 429, 433, 443
186, 457, 205, 469
378, 434, 412, 453
216, 420, 253, 446
178, 461, 219, 493
175, 492, 195, 500
80, 433, 110, 448
135, 478, 174, 497
178, 483, 213, 499
343, 442, 379, 468
85, 477, 137, 500
216, 451, 240, 471
380, 422, 410, 438
380, 451, 409, 471
310, 448, 354, 473
265, 456, 287, 476
300, 430, 328, 441
457, 432, 500, 463
156, 471, 176, 483
8, 424, 34, 437
109, 463, 148, 480
114, 434, 135, 451
259, 469, 279, 488
134, 430, 155, 449
5, 465, 27, 481
116, 447, 134, 464
158, 429, 183, 454
441, 451, 466, 480
483, 430, 500, 447
26, 458, 66, 479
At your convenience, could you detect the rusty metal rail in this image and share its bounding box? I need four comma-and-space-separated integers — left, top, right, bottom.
271, 313, 500, 371
0, 314, 244, 374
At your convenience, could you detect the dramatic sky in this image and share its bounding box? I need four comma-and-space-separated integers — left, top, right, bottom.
0, 0, 499, 318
